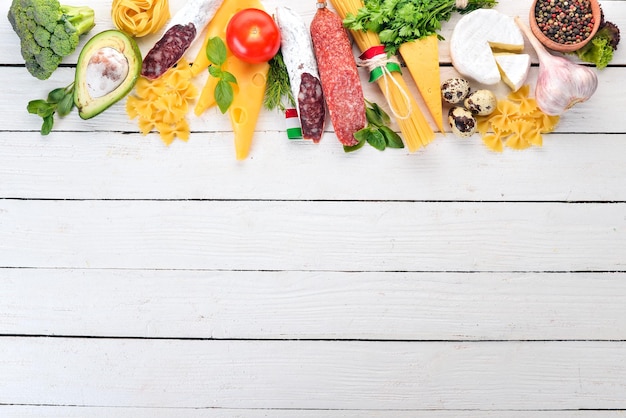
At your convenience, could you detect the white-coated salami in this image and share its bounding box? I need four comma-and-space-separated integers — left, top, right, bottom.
141, 0, 225, 80
275, 6, 325, 142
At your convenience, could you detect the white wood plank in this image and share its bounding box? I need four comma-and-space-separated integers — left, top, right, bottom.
1, 269, 626, 341
0, 200, 624, 271
1, 132, 626, 201
1, 338, 625, 410
2, 406, 625, 418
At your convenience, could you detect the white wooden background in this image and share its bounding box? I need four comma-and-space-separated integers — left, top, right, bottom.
1, 0, 625, 416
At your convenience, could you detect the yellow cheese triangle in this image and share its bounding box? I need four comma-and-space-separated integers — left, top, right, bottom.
225, 57, 269, 160
399, 35, 445, 134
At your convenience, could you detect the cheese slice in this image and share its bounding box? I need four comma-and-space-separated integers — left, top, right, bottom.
494, 53, 531, 92
450, 9, 524, 85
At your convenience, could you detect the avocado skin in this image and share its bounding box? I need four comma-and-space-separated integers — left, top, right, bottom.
74, 30, 142, 120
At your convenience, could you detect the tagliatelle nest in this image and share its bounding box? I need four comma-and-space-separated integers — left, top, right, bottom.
476, 85, 560, 152
126, 59, 198, 145
111, 0, 170, 37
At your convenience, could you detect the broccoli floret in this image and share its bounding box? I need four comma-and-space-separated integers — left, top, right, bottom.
573, 21, 621, 70
7, 0, 95, 80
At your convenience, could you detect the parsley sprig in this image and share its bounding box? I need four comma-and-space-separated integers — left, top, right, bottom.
206, 37, 238, 114
343, 0, 498, 54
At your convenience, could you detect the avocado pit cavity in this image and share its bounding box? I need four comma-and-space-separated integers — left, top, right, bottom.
74, 30, 142, 120
86, 47, 129, 99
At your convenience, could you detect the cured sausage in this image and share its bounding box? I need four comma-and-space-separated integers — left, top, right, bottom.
141, 0, 224, 80
310, 0, 366, 147
141, 24, 196, 80
275, 6, 325, 142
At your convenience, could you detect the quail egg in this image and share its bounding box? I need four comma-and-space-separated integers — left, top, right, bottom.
448, 106, 477, 138
464, 89, 497, 116
441, 77, 471, 104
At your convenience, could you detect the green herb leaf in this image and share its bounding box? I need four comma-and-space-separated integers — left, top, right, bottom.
344, 0, 497, 54
41, 115, 54, 135
380, 125, 404, 148
221, 70, 237, 85
47, 87, 68, 104
57, 93, 75, 117
208, 65, 222, 78
27, 100, 53, 117
343, 138, 366, 153
366, 128, 387, 151
206, 37, 227, 66
215, 79, 234, 114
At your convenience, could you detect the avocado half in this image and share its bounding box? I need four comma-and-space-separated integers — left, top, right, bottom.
74, 30, 142, 120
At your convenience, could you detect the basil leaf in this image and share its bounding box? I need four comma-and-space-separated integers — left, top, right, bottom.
343, 139, 366, 153
41, 115, 54, 135
371, 102, 391, 125
380, 126, 404, 148
206, 37, 227, 66
221, 71, 237, 85
27, 100, 52, 117
57, 93, 75, 117
365, 106, 384, 127
366, 128, 387, 151
208, 65, 222, 79
353, 127, 371, 144
47, 87, 67, 104
215, 79, 234, 114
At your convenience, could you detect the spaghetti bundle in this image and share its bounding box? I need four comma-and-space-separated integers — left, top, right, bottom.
329, 0, 435, 152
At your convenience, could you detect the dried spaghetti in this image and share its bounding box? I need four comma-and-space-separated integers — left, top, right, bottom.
329, 0, 435, 152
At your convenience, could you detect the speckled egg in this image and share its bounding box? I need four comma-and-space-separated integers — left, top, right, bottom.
448, 106, 477, 138
441, 77, 471, 104
464, 89, 497, 116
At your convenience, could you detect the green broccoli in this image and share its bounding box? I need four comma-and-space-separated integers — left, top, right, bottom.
7, 0, 95, 80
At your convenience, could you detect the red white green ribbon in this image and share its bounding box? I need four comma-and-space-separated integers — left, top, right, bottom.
358, 46, 402, 83
357, 46, 412, 120
285, 108, 302, 140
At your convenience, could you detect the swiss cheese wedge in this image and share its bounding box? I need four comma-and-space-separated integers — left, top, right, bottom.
399, 35, 445, 133
192, 0, 269, 159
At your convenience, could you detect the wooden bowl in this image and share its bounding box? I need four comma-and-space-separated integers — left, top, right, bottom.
529, 0, 601, 52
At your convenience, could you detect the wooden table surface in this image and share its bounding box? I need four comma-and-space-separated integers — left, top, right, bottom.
1, 0, 625, 416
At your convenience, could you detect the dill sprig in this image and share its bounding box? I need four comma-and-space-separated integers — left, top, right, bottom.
264, 50, 295, 112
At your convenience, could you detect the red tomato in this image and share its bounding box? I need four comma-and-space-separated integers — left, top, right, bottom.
226, 8, 281, 63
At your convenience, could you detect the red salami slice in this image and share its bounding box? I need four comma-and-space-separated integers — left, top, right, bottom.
310, 3, 366, 147
141, 23, 196, 80
298, 72, 325, 142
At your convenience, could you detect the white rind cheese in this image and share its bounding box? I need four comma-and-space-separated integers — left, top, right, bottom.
494, 53, 531, 92
450, 9, 524, 85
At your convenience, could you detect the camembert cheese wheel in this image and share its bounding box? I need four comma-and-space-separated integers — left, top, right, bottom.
494, 53, 531, 92
450, 9, 524, 85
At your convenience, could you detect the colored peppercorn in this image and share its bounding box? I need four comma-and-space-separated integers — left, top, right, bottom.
534, 0, 595, 45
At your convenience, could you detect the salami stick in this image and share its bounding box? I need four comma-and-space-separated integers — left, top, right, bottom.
275, 6, 326, 143
141, 0, 225, 80
310, 0, 366, 147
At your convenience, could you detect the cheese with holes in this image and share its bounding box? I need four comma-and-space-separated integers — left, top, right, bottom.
494, 53, 531, 92
450, 9, 524, 85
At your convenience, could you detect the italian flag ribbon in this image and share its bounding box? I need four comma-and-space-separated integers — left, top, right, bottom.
359, 46, 402, 83
285, 108, 302, 140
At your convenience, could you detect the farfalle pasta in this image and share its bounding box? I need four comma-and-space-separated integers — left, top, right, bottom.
111, 0, 170, 37
126, 58, 197, 145
476, 85, 560, 152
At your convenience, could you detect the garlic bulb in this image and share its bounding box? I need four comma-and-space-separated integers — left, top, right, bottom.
515, 16, 598, 116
